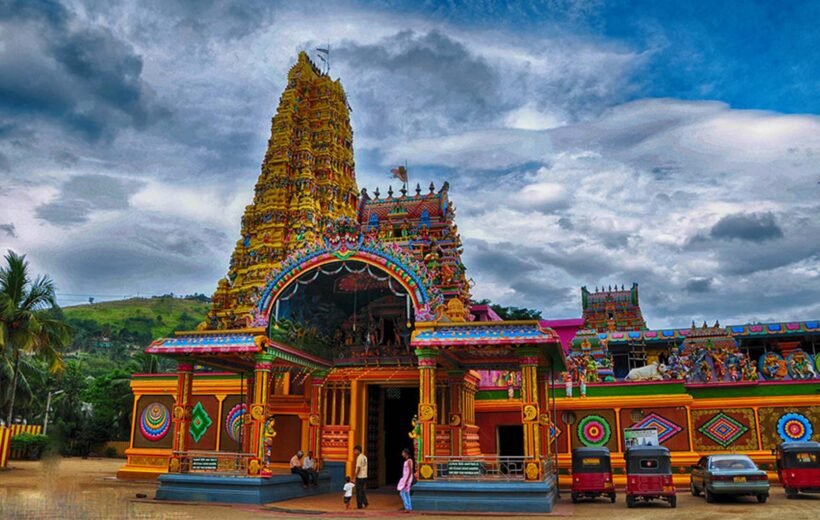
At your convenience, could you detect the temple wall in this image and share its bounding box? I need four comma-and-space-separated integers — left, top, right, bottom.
475, 381, 819, 486
120, 372, 818, 486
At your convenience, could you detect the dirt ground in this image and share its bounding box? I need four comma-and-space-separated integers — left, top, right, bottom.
1, 458, 818, 519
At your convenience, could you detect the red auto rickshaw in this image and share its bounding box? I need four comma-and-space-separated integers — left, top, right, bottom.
624, 445, 676, 508
774, 441, 820, 498
571, 447, 616, 503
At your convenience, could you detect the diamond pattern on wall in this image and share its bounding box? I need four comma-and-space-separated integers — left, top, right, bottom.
549, 422, 562, 442
189, 401, 213, 443
632, 412, 683, 443
698, 412, 749, 448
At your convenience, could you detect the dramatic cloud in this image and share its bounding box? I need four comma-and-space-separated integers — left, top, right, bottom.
0, 223, 17, 238
1, 0, 819, 327
36, 174, 144, 226
709, 212, 784, 242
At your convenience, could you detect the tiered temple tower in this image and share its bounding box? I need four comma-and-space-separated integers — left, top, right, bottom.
581, 283, 647, 332
206, 52, 359, 329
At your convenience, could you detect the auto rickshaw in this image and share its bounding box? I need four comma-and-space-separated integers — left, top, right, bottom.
624, 445, 676, 508
571, 447, 616, 503
774, 441, 820, 498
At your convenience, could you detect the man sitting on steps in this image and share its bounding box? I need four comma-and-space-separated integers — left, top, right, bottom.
290, 450, 310, 488
303, 450, 319, 486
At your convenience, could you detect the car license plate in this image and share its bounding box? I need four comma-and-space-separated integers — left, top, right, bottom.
733, 476, 746, 483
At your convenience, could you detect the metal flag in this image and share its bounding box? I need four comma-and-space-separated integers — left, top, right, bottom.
391, 165, 408, 183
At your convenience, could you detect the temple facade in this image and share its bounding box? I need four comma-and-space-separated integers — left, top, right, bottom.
118, 54, 819, 507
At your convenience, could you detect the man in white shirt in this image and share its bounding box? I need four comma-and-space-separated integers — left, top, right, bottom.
303, 450, 318, 486
353, 444, 368, 509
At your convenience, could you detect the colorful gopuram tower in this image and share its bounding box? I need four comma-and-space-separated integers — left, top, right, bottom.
205, 52, 359, 329
581, 283, 647, 332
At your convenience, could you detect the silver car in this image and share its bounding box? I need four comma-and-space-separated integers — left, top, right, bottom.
690, 454, 770, 503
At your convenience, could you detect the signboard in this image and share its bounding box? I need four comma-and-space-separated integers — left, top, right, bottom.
624, 427, 659, 448
191, 457, 219, 471
447, 460, 482, 477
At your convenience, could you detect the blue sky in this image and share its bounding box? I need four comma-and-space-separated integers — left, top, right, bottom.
1, 0, 819, 327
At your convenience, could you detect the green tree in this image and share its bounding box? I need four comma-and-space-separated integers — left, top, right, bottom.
0, 250, 71, 424
474, 299, 543, 321
83, 368, 134, 442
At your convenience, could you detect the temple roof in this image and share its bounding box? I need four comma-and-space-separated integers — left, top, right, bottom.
598, 319, 820, 344
411, 321, 566, 371
412, 322, 560, 346
145, 330, 332, 371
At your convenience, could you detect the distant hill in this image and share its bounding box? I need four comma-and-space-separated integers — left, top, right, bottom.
63, 296, 210, 348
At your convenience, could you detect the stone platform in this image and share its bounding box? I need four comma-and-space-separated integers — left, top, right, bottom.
411, 478, 557, 513
155, 470, 331, 505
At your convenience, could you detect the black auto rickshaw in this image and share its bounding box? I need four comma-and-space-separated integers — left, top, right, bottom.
571, 447, 616, 503
624, 445, 676, 508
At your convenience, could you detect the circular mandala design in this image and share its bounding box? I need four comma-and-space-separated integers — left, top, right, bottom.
777, 412, 813, 442
140, 402, 171, 441
577, 414, 611, 447
225, 403, 246, 442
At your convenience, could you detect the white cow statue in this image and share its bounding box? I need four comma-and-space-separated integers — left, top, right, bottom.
625, 361, 668, 381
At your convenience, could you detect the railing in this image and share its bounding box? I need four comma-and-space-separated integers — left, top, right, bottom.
172, 451, 256, 476
424, 456, 554, 482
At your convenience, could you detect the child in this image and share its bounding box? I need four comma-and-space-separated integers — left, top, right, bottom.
343, 476, 355, 509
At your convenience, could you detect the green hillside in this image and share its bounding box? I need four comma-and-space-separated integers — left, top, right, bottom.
63, 296, 210, 347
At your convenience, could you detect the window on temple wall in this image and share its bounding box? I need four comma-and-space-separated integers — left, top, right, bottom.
323, 383, 351, 426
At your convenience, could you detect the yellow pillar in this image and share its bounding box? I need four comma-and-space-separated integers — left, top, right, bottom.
537, 368, 553, 459
416, 348, 438, 480
308, 370, 328, 460
247, 352, 274, 476
169, 360, 193, 473
448, 371, 465, 456
519, 348, 542, 481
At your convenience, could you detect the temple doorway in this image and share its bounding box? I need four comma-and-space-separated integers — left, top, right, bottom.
366, 385, 419, 487
497, 425, 524, 457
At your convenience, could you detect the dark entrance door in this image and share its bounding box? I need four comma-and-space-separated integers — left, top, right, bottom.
366, 385, 419, 486
497, 425, 524, 457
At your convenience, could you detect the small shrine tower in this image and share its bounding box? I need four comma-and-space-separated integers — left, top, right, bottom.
581, 283, 647, 332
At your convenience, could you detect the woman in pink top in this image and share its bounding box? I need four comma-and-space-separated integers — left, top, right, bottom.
397, 448, 414, 511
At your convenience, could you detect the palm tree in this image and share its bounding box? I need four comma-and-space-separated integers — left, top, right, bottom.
0, 250, 70, 424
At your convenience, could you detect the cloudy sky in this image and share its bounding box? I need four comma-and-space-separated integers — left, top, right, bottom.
1, 0, 819, 327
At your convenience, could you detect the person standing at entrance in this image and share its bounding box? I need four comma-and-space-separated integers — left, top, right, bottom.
353, 444, 368, 509
397, 448, 413, 511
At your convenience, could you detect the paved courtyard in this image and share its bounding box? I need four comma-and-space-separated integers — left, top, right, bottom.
0, 458, 818, 519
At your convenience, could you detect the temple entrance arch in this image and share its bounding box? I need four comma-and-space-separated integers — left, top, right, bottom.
254, 239, 444, 327
263, 259, 418, 361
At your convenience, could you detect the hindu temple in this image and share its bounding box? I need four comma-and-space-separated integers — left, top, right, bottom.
118, 53, 820, 513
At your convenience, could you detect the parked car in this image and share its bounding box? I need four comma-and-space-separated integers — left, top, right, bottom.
624, 446, 676, 508
773, 441, 820, 498
571, 447, 616, 503
690, 454, 769, 503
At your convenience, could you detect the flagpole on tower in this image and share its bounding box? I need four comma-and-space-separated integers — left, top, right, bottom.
316, 43, 330, 74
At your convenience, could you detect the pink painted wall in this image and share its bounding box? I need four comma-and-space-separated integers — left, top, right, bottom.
541, 318, 584, 353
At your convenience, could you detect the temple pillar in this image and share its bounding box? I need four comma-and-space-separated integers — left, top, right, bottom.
308, 370, 328, 461
416, 348, 438, 480
447, 371, 465, 456
247, 352, 275, 476
462, 371, 481, 455
169, 360, 193, 473
537, 368, 552, 459
518, 348, 542, 481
